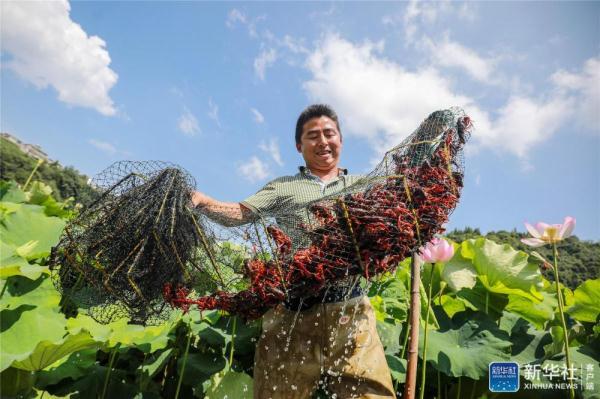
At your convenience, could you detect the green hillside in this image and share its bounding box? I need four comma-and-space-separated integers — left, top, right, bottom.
447, 227, 599, 289
0, 136, 96, 205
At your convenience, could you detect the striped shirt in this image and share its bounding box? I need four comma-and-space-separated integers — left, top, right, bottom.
241, 166, 363, 245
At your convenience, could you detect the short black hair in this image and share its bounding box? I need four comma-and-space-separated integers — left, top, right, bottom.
295, 104, 341, 145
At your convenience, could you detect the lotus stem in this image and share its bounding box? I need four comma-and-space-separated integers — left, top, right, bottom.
455, 377, 461, 399
437, 370, 441, 399
229, 317, 237, 371
404, 254, 422, 399
400, 320, 410, 359
419, 263, 435, 399
23, 159, 43, 191
174, 325, 192, 399
552, 242, 575, 399
101, 347, 119, 399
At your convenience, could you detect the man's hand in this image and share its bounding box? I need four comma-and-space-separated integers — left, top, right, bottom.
191, 190, 253, 227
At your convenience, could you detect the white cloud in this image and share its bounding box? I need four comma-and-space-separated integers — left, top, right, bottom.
208, 98, 221, 128
226, 8, 247, 28
399, 0, 476, 43
254, 48, 277, 80
551, 57, 600, 132
1, 0, 118, 116
421, 35, 496, 83
225, 8, 264, 38
251, 108, 265, 124
303, 34, 477, 154
259, 138, 283, 166
282, 35, 309, 55
302, 33, 576, 160
178, 107, 200, 136
88, 139, 116, 155
480, 96, 573, 158
238, 156, 271, 182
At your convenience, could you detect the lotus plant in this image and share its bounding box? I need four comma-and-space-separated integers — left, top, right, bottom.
522, 216, 576, 399
418, 237, 454, 399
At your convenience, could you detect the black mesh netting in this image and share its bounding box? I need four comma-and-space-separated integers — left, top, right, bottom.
50, 108, 472, 324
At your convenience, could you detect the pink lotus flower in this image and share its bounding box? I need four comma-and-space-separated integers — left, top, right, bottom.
521, 216, 576, 247
419, 237, 454, 263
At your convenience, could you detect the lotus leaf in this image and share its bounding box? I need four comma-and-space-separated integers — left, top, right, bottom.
204, 370, 254, 399
179, 353, 226, 386
0, 203, 65, 259
36, 349, 98, 388
385, 354, 407, 383
462, 238, 543, 301
506, 291, 556, 330
1, 305, 67, 371
419, 310, 511, 379
567, 279, 600, 323
0, 181, 27, 203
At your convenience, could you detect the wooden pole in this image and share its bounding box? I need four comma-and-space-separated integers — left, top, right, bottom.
404, 254, 422, 399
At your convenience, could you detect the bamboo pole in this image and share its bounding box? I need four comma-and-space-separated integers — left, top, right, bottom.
404, 254, 422, 399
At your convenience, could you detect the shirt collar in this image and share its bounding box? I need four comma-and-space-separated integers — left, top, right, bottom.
298, 166, 348, 181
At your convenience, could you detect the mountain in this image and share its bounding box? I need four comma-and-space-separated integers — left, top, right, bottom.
0, 134, 96, 205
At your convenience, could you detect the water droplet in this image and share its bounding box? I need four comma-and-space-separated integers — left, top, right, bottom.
291, 385, 297, 391
272, 385, 278, 391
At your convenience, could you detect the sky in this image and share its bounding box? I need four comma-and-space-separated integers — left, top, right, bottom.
1, 1, 599, 240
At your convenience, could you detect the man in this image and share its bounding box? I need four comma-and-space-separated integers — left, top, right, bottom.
192, 104, 395, 399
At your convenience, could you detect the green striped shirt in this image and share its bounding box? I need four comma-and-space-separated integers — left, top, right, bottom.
241, 166, 363, 244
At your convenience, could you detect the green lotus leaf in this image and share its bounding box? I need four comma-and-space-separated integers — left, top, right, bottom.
461, 238, 543, 301
36, 348, 98, 388
204, 370, 254, 399
394, 259, 438, 328
52, 364, 137, 399
369, 273, 409, 323
108, 319, 174, 352
439, 294, 466, 318
0, 367, 37, 397
385, 354, 407, 383
179, 353, 226, 386
2, 275, 61, 311
506, 291, 556, 330
0, 241, 47, 280
0, 305, 67, 371
0, 203, 65, 260
567, 279, 600, 323
27, 181, 74, 218
143, 349, 174, 378
0, 181, 27, 203
441, 250, 477, 292
27, 181, 53, 204
207, 316, 262, 355
507, 318, 552, 365
66, 314, 113, 343
419, 310, 512, 379
455, 281, 508, 319
195, 323, 228, 348
376, 319, 403, 355
12, 332, 98, 372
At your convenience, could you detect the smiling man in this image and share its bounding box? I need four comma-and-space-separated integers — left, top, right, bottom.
192, 104, 395, 399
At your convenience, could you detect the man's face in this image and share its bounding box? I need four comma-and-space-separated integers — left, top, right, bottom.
296, 116, 342, 170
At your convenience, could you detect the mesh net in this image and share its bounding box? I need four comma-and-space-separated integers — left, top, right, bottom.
50, 108, 471, 324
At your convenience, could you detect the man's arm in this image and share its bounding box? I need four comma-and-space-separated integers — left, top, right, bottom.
191, 191, 255, 227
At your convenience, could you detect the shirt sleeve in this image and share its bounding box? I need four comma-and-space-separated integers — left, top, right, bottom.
240, 180, 279, 216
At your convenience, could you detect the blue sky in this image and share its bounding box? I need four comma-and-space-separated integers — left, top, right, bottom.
2, 1, 599, 240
